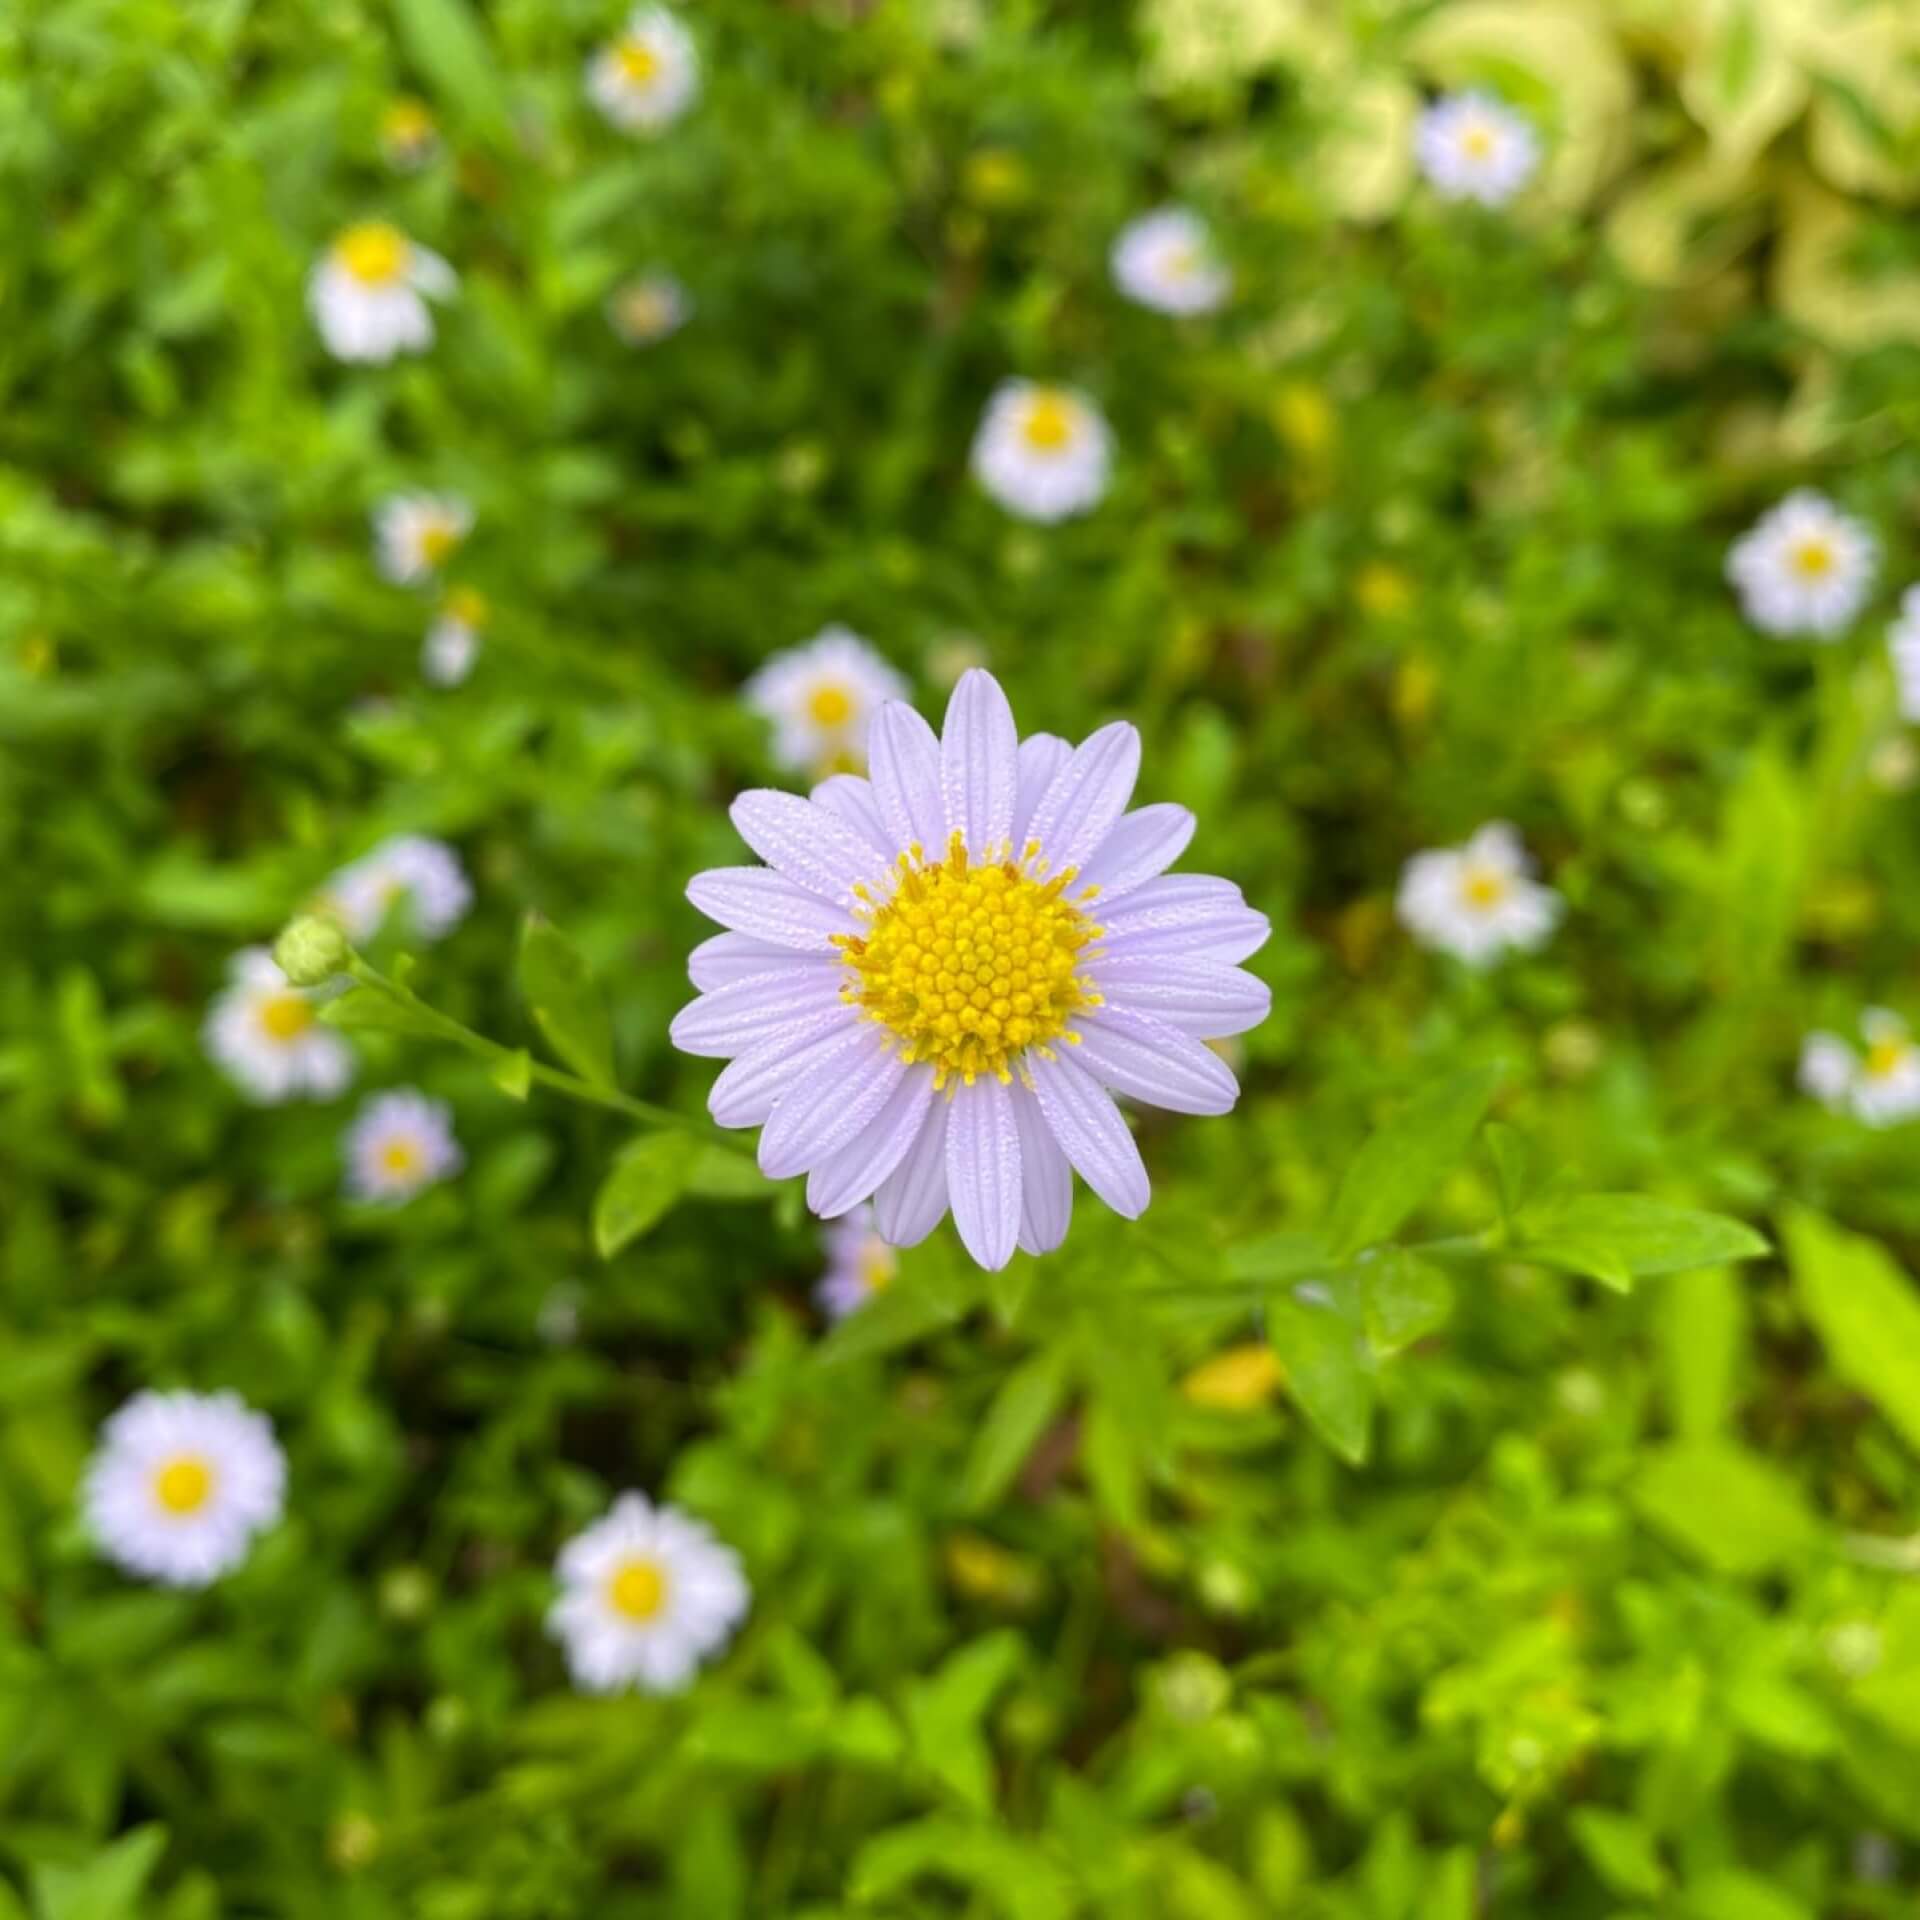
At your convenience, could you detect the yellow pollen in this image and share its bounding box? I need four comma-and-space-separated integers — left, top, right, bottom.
616, 37, 660, 85
1460, 866, 1508, 912
836, 833, 1102, 1088
154, 1456, 214, 1516
334, 221, 410, 288
419, 519, 461, 567
380, 1138, 423, 1179
1865, 1038, 1908, 1080
808, 681, 854, 727
444, 585, 487, 627
1022, 391, 1076, 453
860, 1243, 896, 1295
258, 992, 314, 1042
1461, 125, 1495, 160
607, 1557, 668, 1621
1792, 539, 1834, 579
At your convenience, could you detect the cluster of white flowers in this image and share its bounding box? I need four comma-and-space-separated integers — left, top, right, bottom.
1414, 92, 1540, 207
1726, 490, 1877, 640
1396, 822, 1560, 968
1801, 1011, 1920, 1128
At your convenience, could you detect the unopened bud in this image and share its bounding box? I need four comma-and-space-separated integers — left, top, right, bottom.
273, 915, 350, 987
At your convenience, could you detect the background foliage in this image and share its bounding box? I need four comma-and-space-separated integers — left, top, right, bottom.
6, 0, 1920, 1913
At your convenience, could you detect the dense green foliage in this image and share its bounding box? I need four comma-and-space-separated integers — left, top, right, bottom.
7, 0, 1920, 1914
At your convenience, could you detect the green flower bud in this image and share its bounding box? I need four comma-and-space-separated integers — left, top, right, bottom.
273, 915, 350, 987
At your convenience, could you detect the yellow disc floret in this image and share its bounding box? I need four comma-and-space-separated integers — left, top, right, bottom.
837, 833, 1102, 1087
335, 221, 410, 287
155, 1456, 214, 1516
607, 1557, 668, 1621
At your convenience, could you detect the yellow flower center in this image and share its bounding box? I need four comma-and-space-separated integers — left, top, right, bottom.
1461, 124, 1495, 160
616, 37, 661, 85
1792, 539, 1835, 579
859, 1243, 896, 1295
380, 1138, 423, 1180
1459, 865, 1509, 911
837, 834, 1102, 1088
334, 222, 410, 288
444, 586, 487, 627
1022, 391, 1076, 453
808, 681, 854, 727
383, 99, 435, 151
620, 287, 671, 336
258, 992, 314, 1042
419, 519, 461, 567
1865, 1038, 1908, 1080
154, 1456, 214, 1516
607, 1556, 668, 1621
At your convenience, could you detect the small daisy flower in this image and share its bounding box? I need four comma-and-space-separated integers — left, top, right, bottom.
308, 221, 456, 365
84, 1390, 286, 1588
423, 586, 486, 687
344, 1088, 463, 1203
608, 270, 692, 346
815, 1204, 898, 1319
203, 947, 354, 1103
672, 668, 1272, 1272
380, 96, 440, 171
971, 381, 1113, 524
1414, 91, 1540, 207
1800, 1010, 1920, 1127
324, 834, 473, 943
1726, 490, 1877, 640
1886, 585, 1920, 720
1396, 822, 1560, 967
587, 7, 699, 134
374, 492, 473, 586
1110, 207, 1230, 316
744, 625, 909, 776
548, 1492, 749, 1694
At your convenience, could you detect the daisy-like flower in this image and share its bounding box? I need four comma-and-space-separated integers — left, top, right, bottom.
344, 1087, 463, 1203
1396, 822, 1560, 968
970, 381, 1113, 524
587, 7, 699, 134
1110, 207, 1230, 316
671, 669, 1271, 1271
324, 834, 473, 943
744, 626, 909, 777
1726, 489, 1877, 640
608, 270, 692, 346
547, 1492, 749, 1694
308, 221, 456, 364
84, 1390, 286, 1588
374, 492, 473, 587
815, 1204, 898, 1319
203, 947, 354, 1103
1800, 1010, 1920, 1127
380, 96, 440, 171
1414, 91, 1541, 207
423, 586, 486, 687
1886, 585, 1920, 720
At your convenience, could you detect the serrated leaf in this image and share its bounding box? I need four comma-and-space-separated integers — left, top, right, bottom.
959, 1350, 1069, 1513
1514, 1194, 1767, 1289
1360, 1249, 1454, 1356
593, 1132, 697, 1257
519, 915, 615, 1088
1326, 1064, 1501, 1260
1268, 1291, 1373, 1465
318, 987, 440, 1037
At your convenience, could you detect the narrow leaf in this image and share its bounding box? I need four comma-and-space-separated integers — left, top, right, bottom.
959, 1350, 1069, 1513
1514, 1194, 1767, 1288
391, 0, 512, 132
519, 915, 615, 1088
593, 1132, 696, 1257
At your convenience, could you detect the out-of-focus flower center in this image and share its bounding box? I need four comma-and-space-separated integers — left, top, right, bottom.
607, 1556, 668, 1621
1021, 391, 1076, 453
1166, 243, 1202, 281
616, 37, 661, 86
380, 1137, 423, 1179
859, 1240, 896, 1295
258, 992, 314, 1042
154, 1455, 214, 1516
807, 681, 854, 727
335, 222, 410, 288
444, 586, 487, 628
382, 99, 435, 153
1792, 538, 1835, 580
1865, 1038, 1908, 1080
618, 286, 673, 338
419, 519, 461, 567
1461, 124, 1495, 161
1459, 865, 1509, 912
839, 833, 1102, 1087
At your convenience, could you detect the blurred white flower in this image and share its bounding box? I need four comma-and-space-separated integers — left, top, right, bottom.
308, 222, 455, 364
608, 271, 691, 346
815, 1204, 898, 1319
345, 1088, 464, 1203
1110, 208, 1229, 315
1887, 585, 1920, 719
744, 625, 908, 775
423, 587, 487, 688
375, 493, 472, 586
547, 1492, 749, 1693
1414, 92, 1540, 207
971, 380, 1113, 523
1800, 1010, 1920, 1127
85, 1390, 285, 1588
587, 8, 699, 133
1727, 490, 1876, 640
1397, 822, 1560, 967
324, 835, 473, 943
203, 947, 354, 1103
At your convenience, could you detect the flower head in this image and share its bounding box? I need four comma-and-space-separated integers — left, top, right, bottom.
1110, 208, 1230, 315
380, 96, 440, 171
816, 1204, 898, 1319
547, 1492, 749, 1693
1414, 92, 1540, 207
308, 222, 456, 364
345, 1088, 463, 1203
323, 834, 472, 943
84, 1390, 285, 1587
672, 669, 1271, 1271
744, 626, 908, 777
971, 381, 1113, 523
1396, 822, 1559, 967
608, 271, 691, 346
1887, 585, 1920, 719
587, 7, 699, 133
423, 587, 487, 687
1726, 490, 1877, 640
374, 493, 472, 586
1801, 1009, 1920, 1127
204, 947, 354, 1102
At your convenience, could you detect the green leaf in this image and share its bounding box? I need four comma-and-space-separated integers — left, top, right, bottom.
1326, 1064, 1502, 1260
1633, 1440, 1818, 1576
518, 915, 615, 1089
1570, 1807, 1668, 1899
1224, 1230, 1333, 1283
960, 1350, 1070, 1513
816, 1272, 973, 1367
1512, 1195, 1767, 1291
1659, 1264, 1748, 1439
391, 0, 512, 133
318, 987, 441, 1037
593, 1132, 697, 1257
1786, 1208, 1920, 1456
1267, 1290, 1373, 1465
1360, 1249, 1454, 1356
681, 1141, 769, 1200
489, 1048, 532, 1101
30, 1826, 167, 1920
